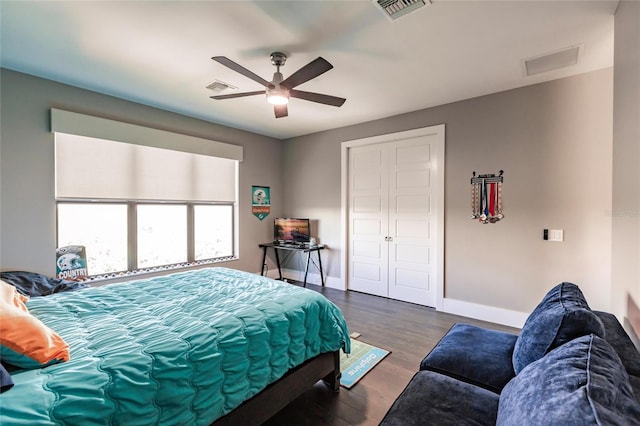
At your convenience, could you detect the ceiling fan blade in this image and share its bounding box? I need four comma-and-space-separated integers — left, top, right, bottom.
290, 89, 346, 107
274, 104, 288, 118
210, 90, 266, 100
280, 57, 333, 90
212, 56, 275, 89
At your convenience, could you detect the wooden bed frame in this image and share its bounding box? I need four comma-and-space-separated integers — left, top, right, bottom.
213, 351, 341, 425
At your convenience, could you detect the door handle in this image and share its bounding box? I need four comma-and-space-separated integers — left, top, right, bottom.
384, 236, 393, 242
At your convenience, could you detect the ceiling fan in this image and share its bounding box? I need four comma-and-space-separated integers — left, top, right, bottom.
210, 52, 346, 118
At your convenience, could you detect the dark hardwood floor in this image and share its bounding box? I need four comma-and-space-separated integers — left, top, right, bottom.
265, 284, 519, 426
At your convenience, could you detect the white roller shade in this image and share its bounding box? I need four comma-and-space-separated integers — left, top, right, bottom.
56, 133, 237, 202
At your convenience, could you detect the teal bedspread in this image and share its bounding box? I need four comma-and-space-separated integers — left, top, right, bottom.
0, 267, 350, 425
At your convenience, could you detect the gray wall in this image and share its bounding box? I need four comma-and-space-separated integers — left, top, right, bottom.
0, 69, 284, 276
612, 1, 640, 321
283, 68, 613, 315
0, 60, 624, 321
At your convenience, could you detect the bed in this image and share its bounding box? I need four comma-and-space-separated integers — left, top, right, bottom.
0, 267, 350, 425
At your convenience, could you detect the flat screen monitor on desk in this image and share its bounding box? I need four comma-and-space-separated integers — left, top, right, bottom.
274, 218, 310, 245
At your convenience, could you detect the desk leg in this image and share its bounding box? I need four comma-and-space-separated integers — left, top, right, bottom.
317, 251, 325, 287
260, 247, 267, 276
303, 251, 311, 288
274, 248, 283, 280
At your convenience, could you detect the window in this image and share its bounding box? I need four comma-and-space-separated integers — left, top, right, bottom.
57, 203, 128, 275
52, 110, 241, 277
57, 201, 234, 276
137, 204, 187, 268
194, 205, 233, 260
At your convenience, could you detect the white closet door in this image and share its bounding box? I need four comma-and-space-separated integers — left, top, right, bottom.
348, 143, 389, 297
387, 136, 437, 307
346, 127, 443, 307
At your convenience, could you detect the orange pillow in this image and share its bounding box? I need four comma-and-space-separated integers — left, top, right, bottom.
0, 279, 70, 368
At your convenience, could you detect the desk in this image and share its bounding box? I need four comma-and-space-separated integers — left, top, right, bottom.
259, 242, 325, 287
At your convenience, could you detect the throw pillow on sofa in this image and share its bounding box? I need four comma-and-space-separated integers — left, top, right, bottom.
498, 334, 640, 425
512, 282, 605, 374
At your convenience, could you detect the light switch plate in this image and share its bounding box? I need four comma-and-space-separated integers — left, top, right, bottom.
548, 229, 564, 242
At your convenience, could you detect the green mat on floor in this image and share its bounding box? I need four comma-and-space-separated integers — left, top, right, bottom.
339, 338, 390, 389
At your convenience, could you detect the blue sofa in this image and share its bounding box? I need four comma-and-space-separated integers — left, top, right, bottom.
380, 283, 640, 425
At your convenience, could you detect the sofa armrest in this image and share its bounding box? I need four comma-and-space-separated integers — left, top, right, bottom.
420, 323, 517, 393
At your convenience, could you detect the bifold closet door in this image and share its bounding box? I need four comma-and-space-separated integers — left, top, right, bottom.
348, 135, 439, 307
386, 138, 436, 307
348, 143, 389, 297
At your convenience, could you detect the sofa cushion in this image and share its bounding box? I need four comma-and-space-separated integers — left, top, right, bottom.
595, 311, 640, 403
498, 334, 640, 425
595, 311, 640, 377
420, 323, 517, 393
630, 375, 640, 404
512, 282, 605, 374
380, 370, 499, 426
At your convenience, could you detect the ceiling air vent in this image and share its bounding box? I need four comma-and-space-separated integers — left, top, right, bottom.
522, 45, 583, 77
373, 0, 430, 21
205, 79, 237, 93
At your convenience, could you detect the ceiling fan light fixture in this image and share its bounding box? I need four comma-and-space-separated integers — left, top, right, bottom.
267, 88, 289, 105
211, 53, 345, 116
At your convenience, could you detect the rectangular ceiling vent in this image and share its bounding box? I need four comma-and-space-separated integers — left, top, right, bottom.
205, 80, 237, 93
373, 0, 430, 21
522, 45, 583, 77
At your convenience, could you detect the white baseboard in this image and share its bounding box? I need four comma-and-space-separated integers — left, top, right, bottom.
442, 298, 528, 329
280, 268, 316, 285
277, 268, 343, 290
266, 268, 526, 328
262, 268, 280, 280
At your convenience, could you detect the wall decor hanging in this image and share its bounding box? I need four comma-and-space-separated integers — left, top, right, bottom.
252, 185, 271, 220
470, 170, 504, 224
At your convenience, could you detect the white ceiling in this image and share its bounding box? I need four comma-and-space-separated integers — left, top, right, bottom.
0, 0, 618, 140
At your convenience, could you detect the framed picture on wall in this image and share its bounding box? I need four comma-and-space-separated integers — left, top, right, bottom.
252, 186, 271, 220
